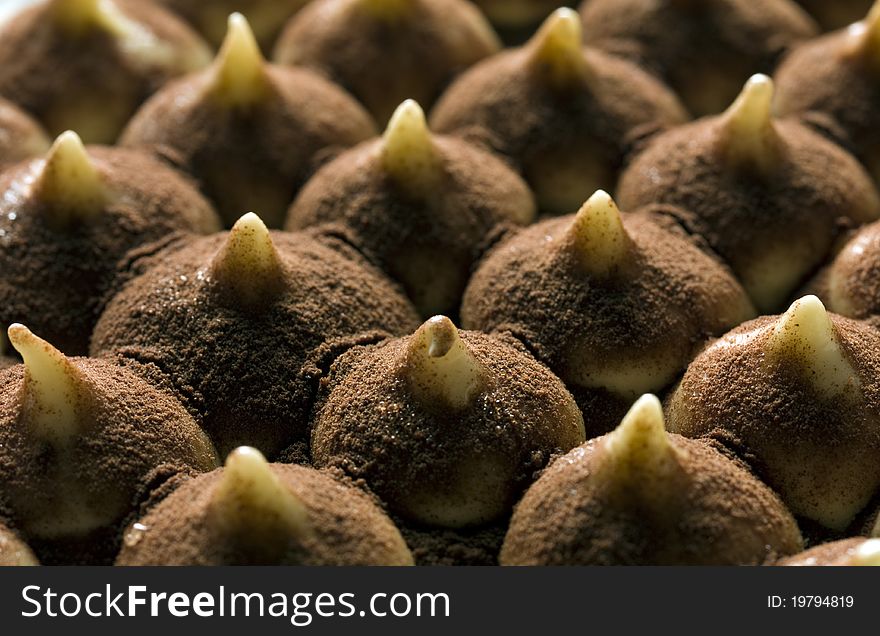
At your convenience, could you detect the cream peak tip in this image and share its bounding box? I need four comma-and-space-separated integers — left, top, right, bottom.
721, 74, 781, 173
566, 190, 631, 276
212, 447, 310, 535
406, 316, 484, 409
35, 131, 106, 224
48, 0, 126, 35
767, 296, 856, 396
529, 8, 588, 82
850, 539, 880, 566
606, 394, 671, 461
210, 13, 268, 106
210, 213, 285, 307
7, 324, 85, 444
381, 100, 441, 188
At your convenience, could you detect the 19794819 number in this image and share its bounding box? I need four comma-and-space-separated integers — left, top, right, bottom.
768, 596, 854, 608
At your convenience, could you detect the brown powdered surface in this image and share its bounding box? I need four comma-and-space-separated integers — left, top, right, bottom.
617, 117, 880, 312
286, 134, 535, 317
0, 0, 210, 143
116, 464, 413, 566
0, 520, 37, 566
580, 0, 816, 116
0, 358, 218, 565
91, 231, 420, 460
311, 330, 585, 528
500, 435, 804, 565
274, 0, 500, 123
775, 28, 880, 182
399, 520, 507, 566
0, 97, 49, 166
431, 46, 687, 215
461, 210, 755, 436
667, 314, 880, 535
122, 65, 376, 228
0, 146, 220, 356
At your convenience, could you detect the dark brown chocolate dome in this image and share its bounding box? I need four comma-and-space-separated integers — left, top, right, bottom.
274, 0, 500, 123
0, 131, 221, 356
618, 75, 880, 313
461, 191, 755, 436
431, 8, 687, 215
795, 0, 873, 30
501, 395, 804, 565
122, 14, 376, 228
311, 316, 585, 529
116, 447, 414, 566
0, 0, 211, 143
287, 99, 535, 317
579, 0, 816, 116
0, 324, 219, 565
667, 296, 880, 534
775, 4, 880, 185
0, 98, 50, 166
91, 213, 420, 460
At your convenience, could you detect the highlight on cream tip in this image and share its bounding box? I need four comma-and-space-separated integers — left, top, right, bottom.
405, 316, 484, 409
767, 296, 856, 397
565, 190, 631, 276
7, 323, 85, 444
721, 74, 781, 172
210, 212, 285, 304
528, 8, 588, 82
850, 539, 880, 566
210, 13, 268, 106
49, 0, 118, 34
212, 446, 310, 535
381, 100, 441, 187
34, 131, 106, 223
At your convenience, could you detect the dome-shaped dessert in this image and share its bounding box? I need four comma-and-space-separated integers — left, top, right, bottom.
462, 190, 755, 435
500, 395, 804, 565
0, 131, 221, 355
116, 447, 414, 566
311, 316, 586, 529
91, 213, 420, 460
667, 296, 880, 534
287, 99, 535, 317
432, 8, 688, 215
0, 324, 219, 564
122, 14, 376, 228
0, 0, 211, 143
618, 75, 880, 312
274, 0, 500, 123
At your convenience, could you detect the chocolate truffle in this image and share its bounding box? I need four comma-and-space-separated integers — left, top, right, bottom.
795, 0, 873, 31
0, 131, 221, 356
0, 324, 219, 565
805, 220, 880, 326
430, 8, 687, 215
579, 0, 816, 116
116, 447, 414, 566
775, 2, 880, 184
780, 538, 880, 566
0, 98, 50, 166
500, 395, 804, 565
157, 0, 307, 48
461, 190, 755, 435
91, 213, 421, 460
287, 99, 536, 317
122, 13, 376, 228
311, 316, 586, 529
618, 75, 880, 313
0, 0, 211, 143
273, 0, 501, 123
667, 296, 880, 533
0, 521, 38, 566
